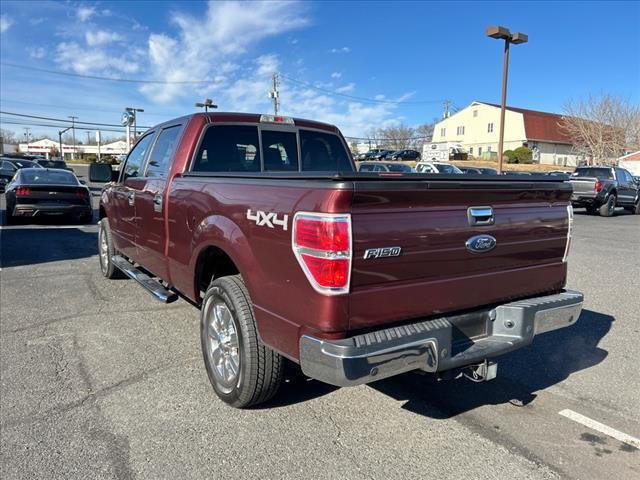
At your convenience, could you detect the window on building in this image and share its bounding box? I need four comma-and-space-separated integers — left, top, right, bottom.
469, 147, 473, 155
478, 147, 483, 156
487, 123, 494, 133
473, 109, 478, 117
440, 127, 446, 137
456, 126, 465, 135
487, 146, 492, 152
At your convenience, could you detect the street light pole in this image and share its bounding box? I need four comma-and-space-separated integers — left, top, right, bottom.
195, 99, 217, 112
68, 116, 78, 160
486, 26, 528, 174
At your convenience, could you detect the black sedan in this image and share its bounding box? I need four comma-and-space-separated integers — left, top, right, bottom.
389, 149, 421, 161
0, 157, 43, 191
4, 168, 92, 224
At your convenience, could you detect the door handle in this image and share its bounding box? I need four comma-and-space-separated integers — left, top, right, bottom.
467, 206, 494, 226
153, 194, 163, 212
127, 191, 135, 205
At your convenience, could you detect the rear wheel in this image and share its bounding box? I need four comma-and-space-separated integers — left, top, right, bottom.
598, 195, 616, 217
200, 275, 283, 408
98, 218, 124, 279
624, 197, 640, 214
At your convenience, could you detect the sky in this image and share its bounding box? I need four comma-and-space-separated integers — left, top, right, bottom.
0, 0, 639, 142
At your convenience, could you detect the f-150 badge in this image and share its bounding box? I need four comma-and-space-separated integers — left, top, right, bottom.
247, 209, 288, 231
364, 246, 402, 259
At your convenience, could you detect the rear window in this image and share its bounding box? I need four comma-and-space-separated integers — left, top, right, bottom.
262, 130, 298, 171
193, 126, 260, 172
19, 169, 78, 185
359, 164, 376, 172
300, 130, 352, 171
573, 168, 613, 179
435, 164, 462, 174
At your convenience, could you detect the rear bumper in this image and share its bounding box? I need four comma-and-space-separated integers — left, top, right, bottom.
299, 289, 583, 387
13, 203, 91, 217
571, 193, 604, 206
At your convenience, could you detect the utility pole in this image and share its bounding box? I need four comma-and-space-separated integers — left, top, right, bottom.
268, 72, 280, 115
443, 100, 451, 119
125, 107, 144, 141
23, 127, 31, 154
68, 116, 78, 160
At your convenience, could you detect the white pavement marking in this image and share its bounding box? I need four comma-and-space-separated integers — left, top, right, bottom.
559, 409, 640, 449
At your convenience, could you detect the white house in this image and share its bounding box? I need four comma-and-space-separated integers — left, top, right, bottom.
429, 101, 584, 166
618, 151, 640, 176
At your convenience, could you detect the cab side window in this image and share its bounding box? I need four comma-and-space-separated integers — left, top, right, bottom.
123, 133, 155, 180
146, 126, 181, 178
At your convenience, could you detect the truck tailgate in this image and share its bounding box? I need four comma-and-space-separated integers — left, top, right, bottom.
570, 178, 597, 196
349, 179, 572, 330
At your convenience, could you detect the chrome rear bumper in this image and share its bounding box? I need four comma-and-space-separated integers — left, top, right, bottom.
299, 289, 583, 387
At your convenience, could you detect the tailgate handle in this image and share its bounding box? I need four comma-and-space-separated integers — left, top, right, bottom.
468, 206, 494, 226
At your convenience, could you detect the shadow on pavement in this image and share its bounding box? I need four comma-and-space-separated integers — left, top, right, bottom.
0, 226, 97, 268
368, 308, 613, 418
259, 309, 613, 413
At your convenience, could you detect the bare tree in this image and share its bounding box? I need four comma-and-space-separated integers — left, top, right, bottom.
0, 128, 18, 144
373, 124, 416, 150
561, 93, 640, 164
414, 122, 435, 150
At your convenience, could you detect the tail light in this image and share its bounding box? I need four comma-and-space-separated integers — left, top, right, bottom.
75, 187, 88, 198
562, 205, 574, 263
292, 212, 352, 295
594, 180, 603, 193
16, 187, 31, 196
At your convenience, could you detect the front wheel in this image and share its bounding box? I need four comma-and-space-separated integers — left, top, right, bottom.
598, 195, 616, 217
200, 275, 283, 408
98, 218, 124, 279
624, 198, 640, 214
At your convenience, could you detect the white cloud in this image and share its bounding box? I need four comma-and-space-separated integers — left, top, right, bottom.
86, 30, 124, 46
330, 47, 350, 54
336, 83, 355, 94
140, 0, 309, 103
56, 42, 140, 75
28, 47, 46, 59
76, 6, 96, 22
0, 15, 12, 33
330, 72, 342, 79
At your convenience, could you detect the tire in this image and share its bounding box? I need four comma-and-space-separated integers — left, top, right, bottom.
625, 198, 640, 214
598, 194, 616, 217
200, 274, 283, 408
98, 218, 124, 279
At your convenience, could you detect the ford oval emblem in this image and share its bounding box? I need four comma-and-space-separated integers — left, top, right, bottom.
466, 234, 497, 253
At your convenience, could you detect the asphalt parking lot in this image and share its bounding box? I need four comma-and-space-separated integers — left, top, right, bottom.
1, 166, 639, 479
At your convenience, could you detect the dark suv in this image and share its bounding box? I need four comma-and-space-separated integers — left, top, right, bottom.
389, 149, 421, 161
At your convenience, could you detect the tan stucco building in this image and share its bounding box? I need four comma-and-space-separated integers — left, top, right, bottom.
430, 101, 583, 166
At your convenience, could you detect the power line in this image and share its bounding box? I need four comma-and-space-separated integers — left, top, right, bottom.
0, 111, 152, 129
1, 62, 448, 106
0, 62, 210, 85
0, 118, 129, 134
0, 98, 170, 117
279, 73, 445, 105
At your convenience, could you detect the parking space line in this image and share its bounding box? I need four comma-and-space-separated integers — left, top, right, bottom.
559, 409, 640, 449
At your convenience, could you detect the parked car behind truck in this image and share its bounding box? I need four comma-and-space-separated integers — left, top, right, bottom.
93, 112, 583, 408
569, 166, 640, 216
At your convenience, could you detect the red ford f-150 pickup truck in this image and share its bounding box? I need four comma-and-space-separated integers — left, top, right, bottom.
91, 112, 583, 408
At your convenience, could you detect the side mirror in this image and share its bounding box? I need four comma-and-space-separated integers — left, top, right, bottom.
89, 163, 114, 183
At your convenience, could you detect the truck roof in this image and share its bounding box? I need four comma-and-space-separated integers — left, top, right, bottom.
152, 112, 339, 133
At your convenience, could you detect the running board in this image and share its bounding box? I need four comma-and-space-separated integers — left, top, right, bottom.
111, 255, 178, 303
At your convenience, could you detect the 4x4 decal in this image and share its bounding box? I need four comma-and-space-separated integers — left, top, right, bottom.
246, 209, 289, 231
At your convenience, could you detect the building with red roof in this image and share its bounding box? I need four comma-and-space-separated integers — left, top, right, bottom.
428, 101, 583, 166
